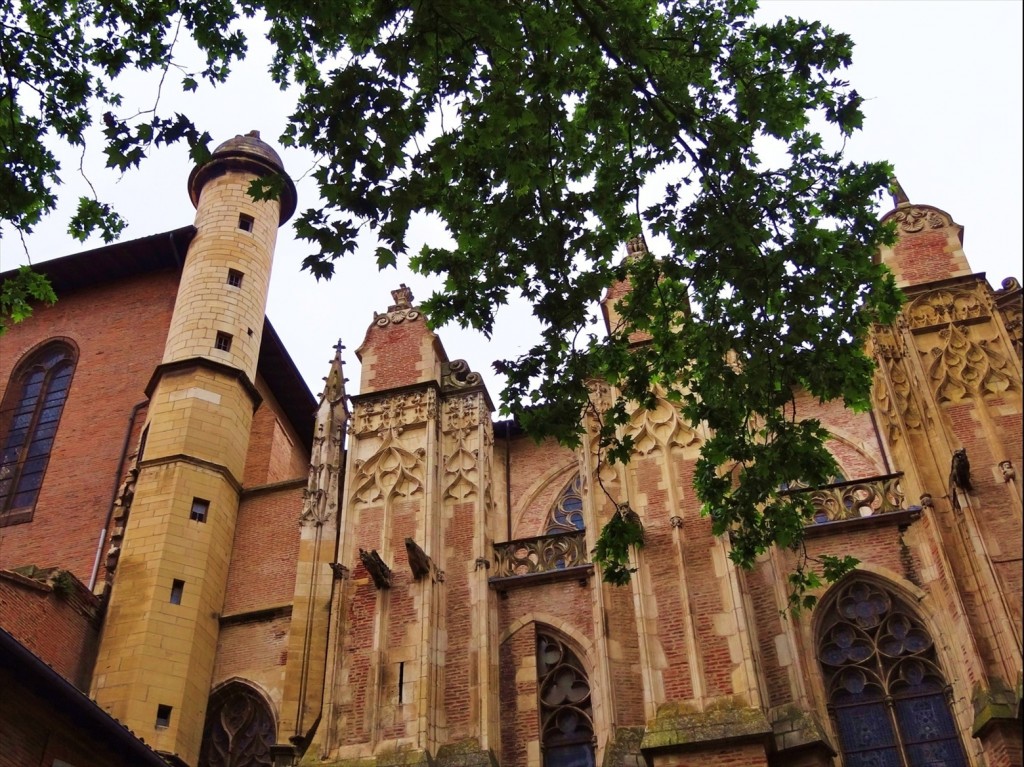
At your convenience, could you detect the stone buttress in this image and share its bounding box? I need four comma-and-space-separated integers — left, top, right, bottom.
309, 286, 500, 767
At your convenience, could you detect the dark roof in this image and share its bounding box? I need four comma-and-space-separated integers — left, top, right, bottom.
1, 227, 316, 448
0, 627, 172, 766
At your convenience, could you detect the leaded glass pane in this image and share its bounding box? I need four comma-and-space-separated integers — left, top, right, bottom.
0, 344, 75, 515
818, 580, 969, 767
545, 743, 595, 767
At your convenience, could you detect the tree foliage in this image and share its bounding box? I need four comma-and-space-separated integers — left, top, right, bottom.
1, 0, 901, 605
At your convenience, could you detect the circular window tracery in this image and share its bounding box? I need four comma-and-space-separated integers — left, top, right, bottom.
817, 580, 968, 767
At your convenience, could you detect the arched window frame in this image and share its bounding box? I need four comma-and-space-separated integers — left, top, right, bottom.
537, 629, 596, 767
0, 340, 77, 526
816, 578, 970, 767
198, 679, 277, 767
544, 474, 585, 534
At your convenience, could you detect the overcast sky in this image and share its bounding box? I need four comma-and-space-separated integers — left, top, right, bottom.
1, 1, 1021, 408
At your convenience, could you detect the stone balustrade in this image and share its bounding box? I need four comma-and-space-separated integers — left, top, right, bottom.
491, 530, 589, 579
787, 473, 907, 524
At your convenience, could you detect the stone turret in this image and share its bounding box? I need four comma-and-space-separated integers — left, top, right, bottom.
91, 132, 295, 764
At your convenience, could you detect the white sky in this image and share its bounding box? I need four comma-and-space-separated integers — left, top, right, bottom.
1, 1, 1021, 408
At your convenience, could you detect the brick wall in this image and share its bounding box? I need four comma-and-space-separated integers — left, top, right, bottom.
223, 483, 305, 616
0, 569, 100, 689
0, 269, 179, 583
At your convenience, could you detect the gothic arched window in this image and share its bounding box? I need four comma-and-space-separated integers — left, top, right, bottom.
545, 474, 584, 534
817, 580, 969, 767
0, 342, 76, 525
198, 681, 276, 767
537, 631, 595, 767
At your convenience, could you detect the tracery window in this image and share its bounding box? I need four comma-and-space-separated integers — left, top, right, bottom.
545, 474, 584, 534
0, 342, 76, 525
537, 631, 595, 767
198, 681, 275, 767
817, 580, 968, 767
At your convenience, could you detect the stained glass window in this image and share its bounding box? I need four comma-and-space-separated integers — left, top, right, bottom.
198, 682, 276, 767
817, 580, 968, 767
537, 632, 595, 767
545, 474, 585, 534
0, 342, 76, 525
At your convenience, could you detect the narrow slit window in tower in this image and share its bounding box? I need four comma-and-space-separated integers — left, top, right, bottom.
190, 498, 209, 523
238, 213, 254, 232
227, 269, 244, 287
214, 332, 232, 352
170, 579, 184, 605
155, 704, 172, 728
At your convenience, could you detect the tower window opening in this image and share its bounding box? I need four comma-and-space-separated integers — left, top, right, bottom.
227, 269, 244, 287
214, 332, 233, 352
398, 661, 405, 704
155, 704, 172, 728
170, 579, 185, 605
190, 498, 209, 523
238, 213, 254, 232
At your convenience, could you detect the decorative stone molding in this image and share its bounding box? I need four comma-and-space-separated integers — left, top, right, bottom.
905, 286, 989, 330
441, 359, 483, 391
891, 205, 950, 234
925, 323, 1016, 402
353, 389, 437, 435
669, 515, 683, 528
627, 396, 700, 455
871, 324, 905, 360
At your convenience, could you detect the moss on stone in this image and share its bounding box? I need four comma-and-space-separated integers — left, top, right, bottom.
640, 702, 771, 751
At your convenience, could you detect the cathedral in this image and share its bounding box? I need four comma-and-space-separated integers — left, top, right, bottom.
0, 132, 1020, 767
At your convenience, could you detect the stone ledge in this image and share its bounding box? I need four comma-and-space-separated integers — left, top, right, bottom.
640, 701, 772, 753
770, 707, 836, 757
972, 676, 1023, 736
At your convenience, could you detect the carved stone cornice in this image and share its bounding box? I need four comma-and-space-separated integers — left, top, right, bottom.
904, 285, 989, 332
352, 389, 438, 436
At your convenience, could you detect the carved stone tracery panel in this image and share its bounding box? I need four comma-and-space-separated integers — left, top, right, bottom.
198, 682, 275, 767
442, 394, 486, 500
627, 396, 699, 455
925, 323, 1016, 402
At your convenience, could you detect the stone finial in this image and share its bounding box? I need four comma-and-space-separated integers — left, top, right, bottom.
322, 338, 348, 404
890, 177, 910, 208
626, 235, 648, 257
390, 283, 414, 311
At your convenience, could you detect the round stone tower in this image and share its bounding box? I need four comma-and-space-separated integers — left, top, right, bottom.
91, 132, 296, 764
